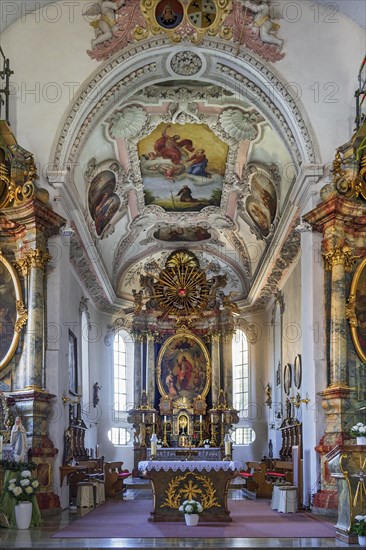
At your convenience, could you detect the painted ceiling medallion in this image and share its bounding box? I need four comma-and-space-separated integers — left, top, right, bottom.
140, 0, 232, 44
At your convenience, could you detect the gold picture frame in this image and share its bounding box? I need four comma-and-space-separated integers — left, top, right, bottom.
0, 252, 27, 371
156, 332, 211, 405
346, 256, 366, 363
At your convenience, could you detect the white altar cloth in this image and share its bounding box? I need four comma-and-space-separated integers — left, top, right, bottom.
138, 460, 242, 473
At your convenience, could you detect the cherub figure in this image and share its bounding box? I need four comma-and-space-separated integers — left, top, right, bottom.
85, 0, 125, 48
243, 0, 283, 49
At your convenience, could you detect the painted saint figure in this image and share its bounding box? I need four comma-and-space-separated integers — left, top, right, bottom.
186, 149, 211, 178
177, 356, 193, 390
154, 124, 195, 165
176, 185, 199, 203
10, 416, 28, 463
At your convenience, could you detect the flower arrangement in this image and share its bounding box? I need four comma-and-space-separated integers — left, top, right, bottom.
352, 515, 366, 536
203, 439, 210, 446
7, 470, 39, 503
179, 500, 203, 515
350, 423, 366, 437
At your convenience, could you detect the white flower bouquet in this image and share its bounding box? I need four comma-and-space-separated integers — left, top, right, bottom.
179, 500, 203, 515
350, 422, 366, 437
352, 515, 366, 536
7, 470, 39, 503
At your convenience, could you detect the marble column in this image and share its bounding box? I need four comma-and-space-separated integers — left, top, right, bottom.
222, 334, 233, 406
146, 336, 156, 404
323, 245, 355, 386
23, 248, 51, 389
133, 338, 142, 407
210, 334, 220, 406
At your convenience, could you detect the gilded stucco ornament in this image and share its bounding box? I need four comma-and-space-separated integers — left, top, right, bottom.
0, 122, 37, 209
323, 245, 359, 273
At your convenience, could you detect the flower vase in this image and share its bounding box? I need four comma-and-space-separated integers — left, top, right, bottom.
185, 513, 199, 526
358, 535, 366, 546
357, 437, 366, 445
15, 502, 32, 529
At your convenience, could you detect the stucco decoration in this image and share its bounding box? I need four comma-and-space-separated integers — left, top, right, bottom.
86, 0, 149, 61
219, 108, 262, 141
170, 51, 203, 76
84, 0, 284, 63
106, 106, 148, 139
226, 0, 284, 62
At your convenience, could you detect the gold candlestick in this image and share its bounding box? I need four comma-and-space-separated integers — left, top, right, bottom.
162, 419, 168, 447
199, 419, 203, 447
210, 419, 216, 447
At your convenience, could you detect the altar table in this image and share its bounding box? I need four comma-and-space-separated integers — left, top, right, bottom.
138, 460, 242, 522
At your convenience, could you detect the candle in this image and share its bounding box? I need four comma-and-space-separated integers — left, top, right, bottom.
152, 413, 156, 423
142, 413, 145, 423
199, 415, 202, 423
95, 444, 99, 458
225, 436, 231, 457
211, 414, 214, 423
221, 413, 224, 423
151, 433, 157, 456
164, 415, 167, 423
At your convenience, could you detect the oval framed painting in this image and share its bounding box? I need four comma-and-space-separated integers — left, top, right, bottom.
347, 256, 366, 363
0, 252, 27, 371
283, 363, 292, 395
294, 354, 302, 389
156, 332, 211, 405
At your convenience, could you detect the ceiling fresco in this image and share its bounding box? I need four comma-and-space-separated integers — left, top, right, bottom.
69, 73, 298, 312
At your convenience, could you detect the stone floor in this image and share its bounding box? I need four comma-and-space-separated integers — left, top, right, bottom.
0, 480, 356, 550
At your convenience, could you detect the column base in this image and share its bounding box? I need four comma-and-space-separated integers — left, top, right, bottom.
312, 490, 338, 516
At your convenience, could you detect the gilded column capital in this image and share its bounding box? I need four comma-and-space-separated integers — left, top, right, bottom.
14, 258, 29, 277
26, 248, 52, 270
323, 246, 359, 272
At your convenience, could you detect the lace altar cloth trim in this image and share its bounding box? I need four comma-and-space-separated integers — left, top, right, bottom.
138, 460, 243, 472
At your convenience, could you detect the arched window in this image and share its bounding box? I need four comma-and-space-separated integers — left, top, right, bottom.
113, 331, 127, 420
232, 328, 249, 415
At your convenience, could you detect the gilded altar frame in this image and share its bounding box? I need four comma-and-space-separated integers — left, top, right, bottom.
156, 332, 211, 404
347, 256, 366, 363
0, 252, 27, 371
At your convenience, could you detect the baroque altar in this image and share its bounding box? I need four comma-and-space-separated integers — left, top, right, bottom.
126, 250, 240, 475
138, 460, 242, 522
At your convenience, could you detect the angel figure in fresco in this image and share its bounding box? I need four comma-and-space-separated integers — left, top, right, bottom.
243, 0, 283, 49
86, 0, 125, 48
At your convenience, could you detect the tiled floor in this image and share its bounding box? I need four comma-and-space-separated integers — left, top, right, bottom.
0, 482, 356, 549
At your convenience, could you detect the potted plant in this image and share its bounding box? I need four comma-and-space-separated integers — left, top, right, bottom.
351, 423, 366, 445
179, 499, 203, 526
352, 515, 366, 546
203, 439, 210, 448
7, 470, 39, 529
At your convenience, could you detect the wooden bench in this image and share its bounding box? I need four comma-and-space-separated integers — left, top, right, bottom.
104, 461, 131, 499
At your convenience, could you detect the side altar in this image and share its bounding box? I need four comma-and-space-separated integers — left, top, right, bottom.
138, 460, 242, 522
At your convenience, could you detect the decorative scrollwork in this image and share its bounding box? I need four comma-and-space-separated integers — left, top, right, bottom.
161, 471, 219, 509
